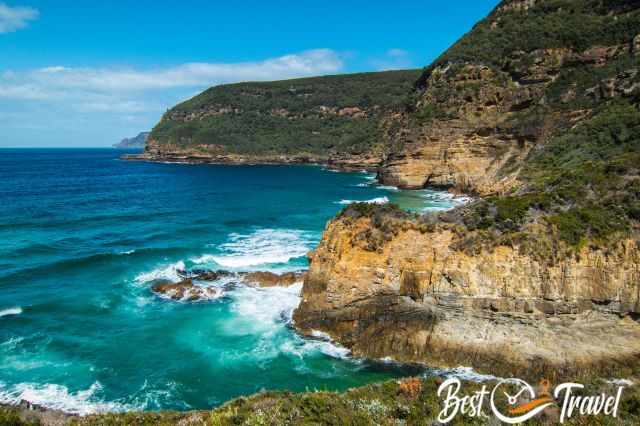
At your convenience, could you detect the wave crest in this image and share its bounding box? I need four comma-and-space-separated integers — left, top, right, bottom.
192, 229, 315, 269
0, 381, 131, 415
337, 196, 389, 205
0, 307, 22, 318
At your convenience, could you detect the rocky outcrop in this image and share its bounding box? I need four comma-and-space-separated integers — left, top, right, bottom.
150, 270, 305, 302
124, 137, 383, 171
151, 279, 222, 301
293, 211, 640, 379
242, 271, 306, 287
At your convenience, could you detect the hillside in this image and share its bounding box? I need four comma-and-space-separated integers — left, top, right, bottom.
294, 0, 640, 384
113, 131, 148, 149
135, 70, 420, 169
380, 0, 640, 192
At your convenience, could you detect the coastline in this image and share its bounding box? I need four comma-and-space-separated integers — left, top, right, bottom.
120, 152, 382, 174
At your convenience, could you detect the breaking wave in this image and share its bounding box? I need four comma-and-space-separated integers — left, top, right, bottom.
337, 196, 389, 205
0, 381, 131, 415
0, 307, 22, 318
192, 229, 316, 269
134, 261, 186, 284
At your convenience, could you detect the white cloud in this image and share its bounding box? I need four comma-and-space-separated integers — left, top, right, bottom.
0, 49, 343, 111
0, 2, 38, 33
0, 49, 345, 146
0, 49, 343, 109
1, 49, 342, 99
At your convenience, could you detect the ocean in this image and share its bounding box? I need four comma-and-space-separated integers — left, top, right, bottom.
0, 148, 462, 414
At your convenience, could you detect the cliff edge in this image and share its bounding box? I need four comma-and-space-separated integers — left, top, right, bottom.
295, 0, 640, 380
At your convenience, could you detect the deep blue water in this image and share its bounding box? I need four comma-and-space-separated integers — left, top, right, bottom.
0, 149, 459, 414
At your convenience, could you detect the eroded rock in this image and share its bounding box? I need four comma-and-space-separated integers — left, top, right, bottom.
293, 213, 640, 380
242, 271, 306, 287
151, 279, 222, 301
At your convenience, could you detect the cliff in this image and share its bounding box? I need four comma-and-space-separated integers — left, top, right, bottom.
378, 0, 640, 194
294, 0, 640, 380
130, 70, 420, 169
294, 204, 640, 380
113, 132, 148, 149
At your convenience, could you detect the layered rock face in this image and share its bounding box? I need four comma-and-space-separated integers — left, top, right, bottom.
293, 211, 640, 379
377, 2, 640, 194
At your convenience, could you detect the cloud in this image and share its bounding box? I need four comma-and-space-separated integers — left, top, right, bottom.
0, 49, 344, 146
0, 49, 343, 105
371, 48, 413, 71
0, 2, 38, 33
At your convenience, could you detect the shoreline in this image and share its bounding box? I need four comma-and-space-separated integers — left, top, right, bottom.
120, 152, 381, 174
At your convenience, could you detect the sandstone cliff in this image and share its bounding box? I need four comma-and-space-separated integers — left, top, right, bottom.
294, 205, 640, 380
378, 0, 640, 194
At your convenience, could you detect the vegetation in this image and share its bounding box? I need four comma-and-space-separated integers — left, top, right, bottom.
149, 70, 421, 156
424, 0, 640, 72
3, 377, 640, 425
459, 100, 640, 254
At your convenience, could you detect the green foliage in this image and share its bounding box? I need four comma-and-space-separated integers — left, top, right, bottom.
150, 70, 421, 156
428, 0, 640, 70
414, 103, 451, 124
0, 408, 36, 426
466, 100, 640, 250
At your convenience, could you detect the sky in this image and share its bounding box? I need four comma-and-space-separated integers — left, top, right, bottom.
0, 0, 500, 147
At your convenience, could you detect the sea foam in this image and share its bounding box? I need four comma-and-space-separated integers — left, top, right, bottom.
134, 261, 185, 284
337, 196, 389, 205
428, 366, 502, 382
192, 229, 315, 269
0, 381, 130, 415
0, 307, 22, 318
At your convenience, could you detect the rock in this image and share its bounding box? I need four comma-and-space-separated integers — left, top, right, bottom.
151, 279, 221, 301
192, 269, 232, 281
242, 271, 306, 287
293, 212, 640, 380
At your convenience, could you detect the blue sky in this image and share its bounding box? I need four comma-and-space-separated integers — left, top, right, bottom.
0, 0, 499, 147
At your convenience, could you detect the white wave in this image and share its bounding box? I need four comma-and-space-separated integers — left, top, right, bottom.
231, 282, 302, 328
302, 330, 351, 359
0, 307, 22, 318
0, 336, 24, 350
0, 381, 131, 415
377, 185, 399, 191
154, 284, 225, 303
337, 196, 389, 205
221, 283, 353, 362
118, 249, 135, 255
192, 229, 315, 269
429, 366, 501, 382
134, 260, 185, 284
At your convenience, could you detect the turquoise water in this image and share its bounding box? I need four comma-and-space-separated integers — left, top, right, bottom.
0, 149, 461, 414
